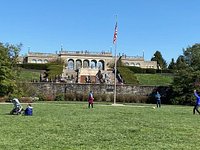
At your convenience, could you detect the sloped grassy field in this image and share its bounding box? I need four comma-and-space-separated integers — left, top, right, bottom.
18, 69, 41, 82
18, 69, 173, 86
0, 102, 199, 150
135, 73, 173, 86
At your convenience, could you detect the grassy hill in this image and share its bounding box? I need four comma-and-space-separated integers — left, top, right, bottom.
117, 67, 139, 84
18, 69, 41, 82
118, 67, 173, 86
18, 68, 174, 86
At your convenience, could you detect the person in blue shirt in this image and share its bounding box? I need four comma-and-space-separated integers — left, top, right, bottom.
155, 91, 161, 108
24, 104, 33, 116
193, 90, 200, 115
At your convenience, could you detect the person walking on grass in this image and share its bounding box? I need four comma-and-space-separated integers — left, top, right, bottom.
88, 91, 94, 108
193, 90, 200, 115
155, 91, 161, 108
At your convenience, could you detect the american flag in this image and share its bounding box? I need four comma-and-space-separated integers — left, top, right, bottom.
113, 22, 117, 44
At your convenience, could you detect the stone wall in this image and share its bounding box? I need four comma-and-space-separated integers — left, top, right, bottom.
31, 82, 158, 96
29, 83, 172, 103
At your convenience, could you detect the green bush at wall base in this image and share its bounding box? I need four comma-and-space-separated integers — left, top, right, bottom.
36, 93, 150, 103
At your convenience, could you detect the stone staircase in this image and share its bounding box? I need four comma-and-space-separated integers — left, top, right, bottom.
61, 67, 118, 84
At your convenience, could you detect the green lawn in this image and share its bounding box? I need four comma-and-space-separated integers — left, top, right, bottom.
0, 102, 199, 150
135, 73, 173, 86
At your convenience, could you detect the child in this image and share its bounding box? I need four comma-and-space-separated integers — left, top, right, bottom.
10, 98, 23, 115
24, 103, 33, 116
88, 91, 94, 108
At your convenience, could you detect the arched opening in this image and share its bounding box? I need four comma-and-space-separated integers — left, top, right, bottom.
125, 62, 129, 66
136, 63, 140, 67
91, 60, 97, 69
131, 62, 135, 66
68, 59, 74, 70
76, 59, 82, 69
32, 59, 37, 63
83, 60, 89, 68
98, 60, 105, 70
38, 59, 42, 63
44, 59, 48, 63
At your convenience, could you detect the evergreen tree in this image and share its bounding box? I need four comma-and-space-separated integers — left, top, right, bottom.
117, 56, 124, 67
183, 44, 200, 70
175, 55, 188, 70
151, 51, 167, 69
172, 43, 200, 104
168, 58, 176, 70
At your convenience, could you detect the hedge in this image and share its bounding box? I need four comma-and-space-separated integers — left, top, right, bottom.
17, 63, 48, 70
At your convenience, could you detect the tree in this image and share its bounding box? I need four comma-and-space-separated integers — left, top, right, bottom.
117, 56, 124, 67
171, 43, 200, 104
45, 58, 64, 81
168, 58, 176, 70
151, 51, 167, 69
175, 55, 188, 70
171, 68, 200, 105
183, 44, 200, 70
0, 43, 21, 97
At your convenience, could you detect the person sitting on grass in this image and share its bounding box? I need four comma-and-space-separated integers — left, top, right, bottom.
24, 103, 33, 116
10, 98, 23, 115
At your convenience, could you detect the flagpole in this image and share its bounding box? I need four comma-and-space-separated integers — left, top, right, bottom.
113, 15, 117, 105
114, 38, 117, 104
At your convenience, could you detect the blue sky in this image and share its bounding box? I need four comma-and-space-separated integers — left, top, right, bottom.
1, 0, 200, 64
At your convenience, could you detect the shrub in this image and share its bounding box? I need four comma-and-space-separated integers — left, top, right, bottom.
38, 95, 45, 101
17, 63, 48, 70
109, 94, 114, 102
75, 93, 84, 101
63, 92, 88, 101
116, 94, 149, 103
145, 68, 156, 74
92, 93, 110, 102
20, 97, 34, 103
94, 93, 102, 102
101, 93, 108, 102
45, 95, 55, 101
126, 66, 144, 73
64, 93, 75, 101
157, 69, 173, 74
38, 94, 55, 101
16, 82, 38, 97
0, 97, 8, 102
55, 94, 65, 101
